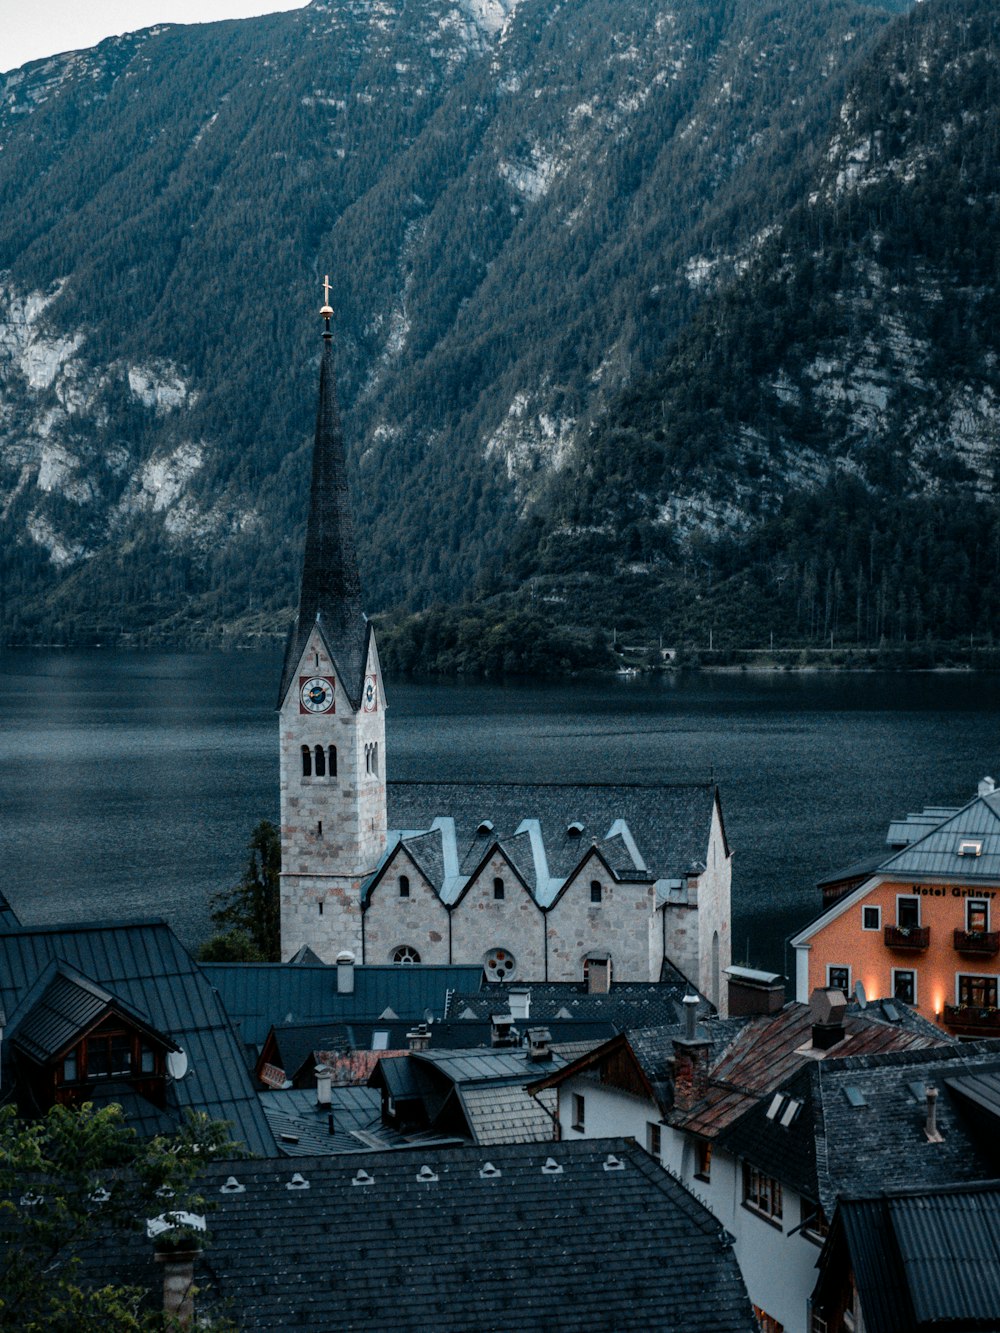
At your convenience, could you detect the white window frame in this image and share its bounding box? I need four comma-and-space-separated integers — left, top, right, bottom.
967, 899, 990, 932
891, 967, 918, 1006
826, 964, 851, 993
896, 893, 921, 928
861, 904, 881, 931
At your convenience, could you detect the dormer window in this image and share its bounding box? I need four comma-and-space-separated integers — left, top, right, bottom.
567, 821, 585, 837
958, 839, 983, 857
477, 820, 495, 837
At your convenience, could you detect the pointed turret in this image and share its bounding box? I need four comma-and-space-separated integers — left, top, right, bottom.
279, 304, 370, 710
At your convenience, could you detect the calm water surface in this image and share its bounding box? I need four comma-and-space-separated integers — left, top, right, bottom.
1, 649, 998, 975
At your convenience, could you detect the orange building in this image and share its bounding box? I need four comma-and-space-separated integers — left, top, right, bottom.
792, 780, 1000, 1037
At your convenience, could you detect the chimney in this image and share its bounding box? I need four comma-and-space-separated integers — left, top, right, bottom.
508, 988, 531, 1021
809, 987, 848, 1051
672, 995, 711, 1113
924, 1085, 944, 1143
315, 1064, 332, 1107
407, 1023, 431, 1052
725, 966, 786, 1017
491, 1013, 517, 1048
154, 1243, 200, 1329
526, 1027, 553, 1062
979, 776, 996, 797
587, 959, 611, 995
336, 950, 355, 995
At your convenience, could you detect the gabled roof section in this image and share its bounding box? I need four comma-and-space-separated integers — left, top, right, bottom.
278, 330, 369, 711
879, 789, 1000, 879
0, 888, 21, 932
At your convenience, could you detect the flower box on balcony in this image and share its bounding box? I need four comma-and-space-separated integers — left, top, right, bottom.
943, 1004, 1000, 1036
953, 929, 1000, 957
883, 924, 930, 951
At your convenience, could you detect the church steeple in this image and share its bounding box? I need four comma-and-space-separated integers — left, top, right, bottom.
279, 286, 369, 710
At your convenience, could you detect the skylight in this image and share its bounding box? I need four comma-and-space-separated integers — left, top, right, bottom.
372, 1031, 390, 1051
958, 839, 983, 857
907, 1080, 926, 1102
780, 1098, 802, 1128
765, 1094, 784, 1121
843, 1086, 868, 1108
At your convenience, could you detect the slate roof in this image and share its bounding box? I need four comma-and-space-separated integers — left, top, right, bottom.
0, 920, 274, 1156
451, 1082, 557, 1145
278, 329, 370, 711
85, 1139, 757, 1331
720, 1043, 1000, 1217
445, 979, 706, 1028
822, 1183, 1000, 1333
259, 1085, 417, 1156
379, 781, 720, 907
202, 962, 484, 1048
879, 788, 1000, 880
0, 887, 21, 932
671, 999, 945, 1141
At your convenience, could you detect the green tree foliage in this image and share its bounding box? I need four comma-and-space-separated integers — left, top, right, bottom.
200, 819, 280, 962
0, 1102, 236, 1333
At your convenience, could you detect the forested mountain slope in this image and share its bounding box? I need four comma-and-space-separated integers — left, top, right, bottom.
0, 0, 910, 643
511, 0, 1000, 651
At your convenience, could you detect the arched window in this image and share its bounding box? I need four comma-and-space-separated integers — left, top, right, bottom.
328, 745, 337, 777
391, 945, 420, 965
301, 745, 312, 777
314, 745, 326, 778
712, 931, 720, 1007
399, 875, 410, 899
371, 742, 379, 776
493, 877, 505, 901
590, 880, 603, 904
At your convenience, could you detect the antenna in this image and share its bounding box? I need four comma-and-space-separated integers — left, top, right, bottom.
854, 980, 867, 1010
166, 1049, 189, 1081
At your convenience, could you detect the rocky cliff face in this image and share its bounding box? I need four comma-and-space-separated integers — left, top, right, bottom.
0, 0, 961, 645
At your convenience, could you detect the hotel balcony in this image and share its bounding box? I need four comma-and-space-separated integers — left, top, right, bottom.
953, 929, 1000, 958
883, 924, 930, 951
943, 1004, 1000, 1037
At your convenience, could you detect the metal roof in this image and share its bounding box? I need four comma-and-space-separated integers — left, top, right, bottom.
880, 790, 1000, 879
0, 919, 274, 1156
202, 962, 484, 1048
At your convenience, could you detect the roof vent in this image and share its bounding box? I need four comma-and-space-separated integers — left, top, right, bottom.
603, 1154, 625, 1172
526, 1027, 553, 1062
541, 1157, 563, 1175
476, 820, 495, 836
416, 1165, 439, 1183
479, 1163, 502, 1179
924, 1085, 944, 1144
286, 1173, 310, 1191
979, 777, 996, 797
315, 1065, 332, 1107
146, 1211, 206, 1240
89, 1187, 111, 1205
219, 1177, 245, 1195
567, 821, 585, 837
19, 1192, 43, 1208
352, 1169, 374, 1187
810, 987, 848, 1050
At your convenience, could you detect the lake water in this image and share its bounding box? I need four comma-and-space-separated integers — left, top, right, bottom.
1, 649, 998, 976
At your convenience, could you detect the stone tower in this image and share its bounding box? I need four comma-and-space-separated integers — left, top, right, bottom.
278, 298, 386, 961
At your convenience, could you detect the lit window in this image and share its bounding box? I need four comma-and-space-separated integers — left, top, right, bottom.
753, 1306, 785, 1333
572, 1093, 585, 1132
493, 877, 505, 901
399, 875, 410, 899
893, 969, 916, 1005
968, 900, 989, 933
590, 880, 602, 904
958, 974, 998, 1008
743, 1162, 783, 1223
694, 1140, 712, 1181
862, 906, 881, 931
646, 1122, 661, 1158
827, 966, 850, 994
391, 945, 420, 965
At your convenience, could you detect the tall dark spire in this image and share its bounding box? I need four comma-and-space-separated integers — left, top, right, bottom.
279, 292, 370, 709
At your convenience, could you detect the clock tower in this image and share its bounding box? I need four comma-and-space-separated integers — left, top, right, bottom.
277, 288, 386, 961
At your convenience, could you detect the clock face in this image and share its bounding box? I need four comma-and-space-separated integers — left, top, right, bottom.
299, 676, 335, 714
362, 674, 378, 713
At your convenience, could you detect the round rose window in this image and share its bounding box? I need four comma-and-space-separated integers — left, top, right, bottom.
484, 947, 516, 979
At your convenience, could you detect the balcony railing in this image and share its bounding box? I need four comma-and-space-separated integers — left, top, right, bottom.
884, 924, 930, 951
943, 1004, 1000, 1036
953, 929, 1000, 957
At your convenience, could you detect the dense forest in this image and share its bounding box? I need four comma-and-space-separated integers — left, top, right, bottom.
0, 0, 996, 669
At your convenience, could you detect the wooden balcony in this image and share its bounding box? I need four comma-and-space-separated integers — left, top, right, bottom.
953, 929, 1000, 958
943, 1004, 1000, 1037
883, 924, 930, 951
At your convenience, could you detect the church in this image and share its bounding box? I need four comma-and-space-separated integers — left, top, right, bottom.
277, 295, 733, 1010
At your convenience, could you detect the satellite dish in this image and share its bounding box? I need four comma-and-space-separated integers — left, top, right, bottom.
854, 981, 867, 1010
423, 1008, 435, 1026
166, 1049, 189, 1081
